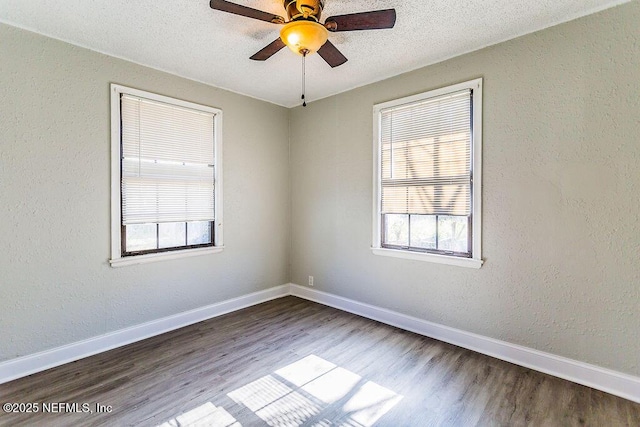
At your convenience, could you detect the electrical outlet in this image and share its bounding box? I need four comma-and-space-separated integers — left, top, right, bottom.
308, 276, 314, 286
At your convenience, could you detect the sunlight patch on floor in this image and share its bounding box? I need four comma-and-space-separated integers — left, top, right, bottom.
255, 388, 321, 427
227, 354, 403, 426
227, 375, 292, 412
275, 354, 336, 387
342, 381, 404, 426
157, 401, 240, 427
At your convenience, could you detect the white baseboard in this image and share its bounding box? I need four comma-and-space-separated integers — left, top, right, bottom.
0, 285, 289, 385
2, 283, 638, 404
289, 284, 640, 404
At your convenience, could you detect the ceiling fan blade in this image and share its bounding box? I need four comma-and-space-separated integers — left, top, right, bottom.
317, 40, 348, 68
324, 9, 396, 32
250, 38, 286, 61
210, 0, 285, 24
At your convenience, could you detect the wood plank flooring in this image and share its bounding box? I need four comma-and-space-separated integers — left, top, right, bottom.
0, 296, 638, 426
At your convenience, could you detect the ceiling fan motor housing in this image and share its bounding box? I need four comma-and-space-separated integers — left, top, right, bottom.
284, 0, 325, 22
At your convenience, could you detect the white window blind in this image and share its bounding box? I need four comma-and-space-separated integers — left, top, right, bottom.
120, 94, 215, 225
380, 89, 471, 216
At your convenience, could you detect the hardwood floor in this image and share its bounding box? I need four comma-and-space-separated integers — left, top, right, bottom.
1, 296, 638, 426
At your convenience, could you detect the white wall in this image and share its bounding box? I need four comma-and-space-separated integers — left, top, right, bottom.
0, 23, 290, 362
289, 2, 640, 377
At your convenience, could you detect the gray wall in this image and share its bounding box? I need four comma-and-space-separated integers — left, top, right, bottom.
290, 2, 640, 376
0, 24, 290, 362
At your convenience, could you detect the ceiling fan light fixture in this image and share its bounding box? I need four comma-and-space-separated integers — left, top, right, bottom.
280, 20, 328, 55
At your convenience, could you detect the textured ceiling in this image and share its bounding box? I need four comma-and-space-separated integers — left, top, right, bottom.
0, 0, 631, 107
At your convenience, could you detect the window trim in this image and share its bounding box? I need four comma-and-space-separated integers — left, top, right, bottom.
371, 78, 483, 269
109, 84, 224, 267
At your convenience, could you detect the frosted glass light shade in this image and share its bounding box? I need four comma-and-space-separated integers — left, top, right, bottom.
280, 21, 328, 55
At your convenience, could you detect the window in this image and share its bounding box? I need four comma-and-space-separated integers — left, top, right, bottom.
110, 84, 223, 266
372, 79, 482, 268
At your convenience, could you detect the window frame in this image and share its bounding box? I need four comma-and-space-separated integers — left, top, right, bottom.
371, 78, 483, 269
109, 84, 224, 267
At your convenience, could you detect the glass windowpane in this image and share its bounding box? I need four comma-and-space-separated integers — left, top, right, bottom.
187, 221, 212, 245
159, 222, 187, 249
437, 216, 469, 253
409, 215, 437, 249
384, 214, 409, 247
125, 223, 157, 252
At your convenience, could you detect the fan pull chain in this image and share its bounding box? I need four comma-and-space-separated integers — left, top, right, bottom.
301, 50, 307, 107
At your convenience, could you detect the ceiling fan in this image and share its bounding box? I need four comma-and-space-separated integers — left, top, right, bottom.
209, 0, 397, 68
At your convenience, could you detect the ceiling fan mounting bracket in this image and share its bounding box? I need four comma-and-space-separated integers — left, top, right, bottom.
284, 0, 325, 22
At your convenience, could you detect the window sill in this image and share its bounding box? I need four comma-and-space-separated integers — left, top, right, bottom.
371, 247, 483, 269
110, 246, 224, 268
